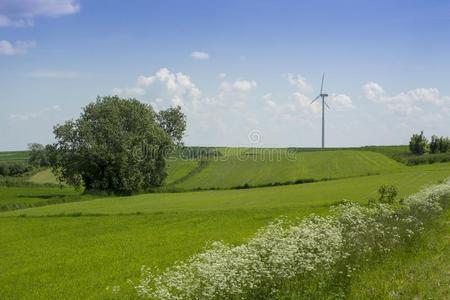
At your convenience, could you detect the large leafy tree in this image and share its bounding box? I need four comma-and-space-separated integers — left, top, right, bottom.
52, 96, 185, 194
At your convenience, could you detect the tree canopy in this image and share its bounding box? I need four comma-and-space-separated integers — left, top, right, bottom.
51, 96, 186, 194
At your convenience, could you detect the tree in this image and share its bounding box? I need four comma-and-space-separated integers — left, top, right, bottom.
409, 131, 428, 155
429, 135, 440, 154
156, 106, 187, 147
52, 96, 184, 194
28, 143, 50, 167
438, 136, 450, 153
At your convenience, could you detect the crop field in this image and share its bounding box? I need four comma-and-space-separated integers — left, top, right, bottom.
174, 150, 405, 189
1, 147, 450, 299
0, 151, 29, 162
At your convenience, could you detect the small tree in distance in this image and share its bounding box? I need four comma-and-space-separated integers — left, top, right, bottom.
51, 96, 186, 194
438, 136, 450, 153
429, 135, 440, 154
409, 131, 428, 155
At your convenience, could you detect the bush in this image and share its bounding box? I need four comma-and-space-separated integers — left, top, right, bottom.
377, 184, 398, 204
0, 161, 31, 177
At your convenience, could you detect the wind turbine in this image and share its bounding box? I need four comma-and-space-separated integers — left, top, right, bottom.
310, 73, 329, 149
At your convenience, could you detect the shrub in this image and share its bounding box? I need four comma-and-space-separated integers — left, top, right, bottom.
0, 161, 31, 177
377, 184, 398, 204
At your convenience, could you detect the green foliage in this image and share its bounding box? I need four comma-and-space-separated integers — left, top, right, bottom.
409, 131, 429, 155
27, 143, 54, 167
0, 161, 31, 177
438, 136, 450, 153
405, 152, 450, 165
377, 184, 398, 204
429, 135, 440, 154
52, 96, 181, 194
156, 106, 187, 147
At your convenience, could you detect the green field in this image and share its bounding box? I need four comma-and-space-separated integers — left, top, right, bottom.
175, 150, 405, 189
0, 151, 29, 162
349, 209, 450, 299
28, 168, 59, 184
1, 148, 450, 299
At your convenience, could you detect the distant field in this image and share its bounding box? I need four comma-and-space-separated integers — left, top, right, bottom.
28, 168, 59, 184
0, 151, 29, 162
164, 159, 199, 185
175, 150, 405, 189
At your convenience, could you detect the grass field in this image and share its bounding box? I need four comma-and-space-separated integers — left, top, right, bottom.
28, 168, 60, 184
175, 150, 405, 189
1, 160, 450, 298
349, 209, 450, 299
1, 148, 450, 299
164, 159, 199, 185
0, 151, 29, 162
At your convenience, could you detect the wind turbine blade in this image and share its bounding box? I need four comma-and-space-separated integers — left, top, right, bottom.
320, 72, 325, 94
325, 101, 330, 109
310, 95, 320, 104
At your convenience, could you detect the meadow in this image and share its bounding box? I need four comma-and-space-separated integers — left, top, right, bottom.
349, 208, 450, 299
0, 148, 450, 299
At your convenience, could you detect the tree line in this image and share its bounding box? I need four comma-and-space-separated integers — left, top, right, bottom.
409, 131, 450, 155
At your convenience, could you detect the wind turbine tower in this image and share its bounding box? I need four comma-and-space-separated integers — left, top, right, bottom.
311, 73, 329, 149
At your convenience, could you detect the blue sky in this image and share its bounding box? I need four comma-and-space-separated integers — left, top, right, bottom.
1, 0, 450, 150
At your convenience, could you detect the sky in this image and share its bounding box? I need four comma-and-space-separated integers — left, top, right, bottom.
1, 0, 450, 150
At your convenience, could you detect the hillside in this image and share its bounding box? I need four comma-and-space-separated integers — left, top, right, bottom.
174, 149, 405, 189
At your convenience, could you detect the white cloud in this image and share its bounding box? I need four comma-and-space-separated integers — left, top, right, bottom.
285, 73, 312, 92
190, 51, 210, 60
220, 79, 257, 93
10, 105, 61, 121
113, 68, 202, 106
362, 82, 385, 102
329, 93, 354, 111
264, 76, 353, 119
363, 82, 449, 115
27, 69, 80, 79
218, 73, 226, 80
0, 40, 36, 55
293, 92, 321, 114
0, 0, 80, 27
